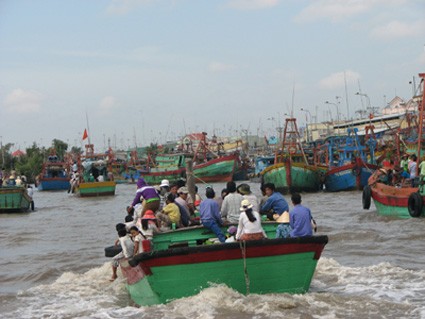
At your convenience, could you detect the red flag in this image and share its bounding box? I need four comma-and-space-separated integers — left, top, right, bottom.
82, 129, 88, 140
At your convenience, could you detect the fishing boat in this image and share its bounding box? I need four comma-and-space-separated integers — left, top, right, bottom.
106, 223, 328, 306
0, 186, 32, 213
324, 128, 379, 192
37, 153, 70, 191
363, 72, 425, 218
261, 118, 325, 194
75, 143, 116, 197
143, 132, 238, 185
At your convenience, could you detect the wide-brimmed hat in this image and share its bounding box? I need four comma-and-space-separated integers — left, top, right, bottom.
178, 186, 189, 194
160, 179, 170, 188
237, 183, 251, 195
274, 211, 290, 223
240, 199, 253, 211
142, 210, 156, 220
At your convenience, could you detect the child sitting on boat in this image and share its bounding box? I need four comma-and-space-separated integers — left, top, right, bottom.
140, 210, 160, 240
129, 226, 150, 255
110, 227, 134, 281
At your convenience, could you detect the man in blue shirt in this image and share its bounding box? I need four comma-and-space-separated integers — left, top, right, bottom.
289, 193, 313, 237
260, 183, 289, 219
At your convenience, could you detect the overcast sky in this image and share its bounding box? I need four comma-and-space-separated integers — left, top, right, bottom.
1, 0, 424, 151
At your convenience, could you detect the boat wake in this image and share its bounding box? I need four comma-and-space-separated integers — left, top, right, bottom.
2, 258, 425, 319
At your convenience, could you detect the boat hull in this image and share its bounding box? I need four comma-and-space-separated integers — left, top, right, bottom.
261, 162, 323, 194
370, 182, 425, 218
193, 154, 237, 183
77, 181, 116, 197
325, 162, 377, 192
125, 235, 328, 306
0, 186, 32, 213
37, 178, 70, 191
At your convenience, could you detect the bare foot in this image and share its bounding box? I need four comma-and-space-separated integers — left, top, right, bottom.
109, 275, 117, 282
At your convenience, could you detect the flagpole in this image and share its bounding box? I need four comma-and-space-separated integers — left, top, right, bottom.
85, 111, 91, 146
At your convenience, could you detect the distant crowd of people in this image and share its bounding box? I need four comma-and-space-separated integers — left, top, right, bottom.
110, 177, 317, 281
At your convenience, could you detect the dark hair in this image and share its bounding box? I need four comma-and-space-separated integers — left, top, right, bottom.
129, 226, 140, 233
291, 192, 301, 205
263, 183, 275, 192
245, 208, 257, 223
176, 179, 186, 188
118, 228, 127, 237
166, 192, 176, 202
127, 206, 134, 215
195, 185, 198, 192
115, 223, 126, 232
226, 181, 236, 193
206, 187, 215, 199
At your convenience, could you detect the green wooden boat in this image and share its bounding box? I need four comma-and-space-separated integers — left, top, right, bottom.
108, 223, 328, 306
77, 180, 116, 197
261, 160, 325, 194
0, 186, 32, 213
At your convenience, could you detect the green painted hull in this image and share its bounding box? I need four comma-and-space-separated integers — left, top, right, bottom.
192, 154, 237, 183
262, 163, 322, 194
128, 250, 319, 306
372, 199, 413, 219
0, 186, 31, 213
77, 181, 116, 197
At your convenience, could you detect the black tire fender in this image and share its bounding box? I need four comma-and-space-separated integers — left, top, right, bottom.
362, 185, 372, 210
408, 192, 423, 217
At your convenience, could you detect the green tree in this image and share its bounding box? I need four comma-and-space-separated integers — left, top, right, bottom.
50, 139, 68, 160
15, 143, 45, 183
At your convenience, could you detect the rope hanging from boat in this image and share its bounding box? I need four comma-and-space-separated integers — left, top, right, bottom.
239, 240, 250, 294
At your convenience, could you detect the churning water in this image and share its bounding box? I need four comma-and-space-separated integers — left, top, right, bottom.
1, 183, 424, 318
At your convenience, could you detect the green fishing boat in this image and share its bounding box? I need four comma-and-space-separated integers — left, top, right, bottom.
0, 186, 32, 213
260, 118, 325, 194
106, 223, 328, 306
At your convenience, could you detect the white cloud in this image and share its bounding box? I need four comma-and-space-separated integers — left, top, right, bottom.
294, 0, 407, 24
319, 70, 360, 89
226, 0, 279, 10
98, 96, 117, 113
370, 20, 425, 40
106, 0, 156, 15
3, 89, 43, 114
208, 62, 236, 73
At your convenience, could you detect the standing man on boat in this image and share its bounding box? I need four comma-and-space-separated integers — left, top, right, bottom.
260, 183, 289, 220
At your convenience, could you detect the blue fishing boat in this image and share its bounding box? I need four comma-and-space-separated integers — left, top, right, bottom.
37, 154, 70, 191
324, 128, 378, 192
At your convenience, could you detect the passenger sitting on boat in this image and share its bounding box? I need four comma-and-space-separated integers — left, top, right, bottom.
158, 179, 170, 211
274, 211, 291, 238
169, 183, 179, 196
289, 193, 313, 238
237, 183, 259, 212
15, 176, 22, 186
215, 188, 228, 210
128, 178, 160, 217
235, 199, 267, 241
88, 173, 95, 182
110, 228, 134, 282
156, 193, 181, 228
97, 174, 104, 182
200, 187, 226, 243
140, 210, 160, 240
260, 183, 289, 220
129, 226, 149, 255
175, 187, 192, 226
221, 181, 244, 224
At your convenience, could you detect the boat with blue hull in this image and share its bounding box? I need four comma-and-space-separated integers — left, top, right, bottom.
324, 128, 378, 192
37, 155, 70, 191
